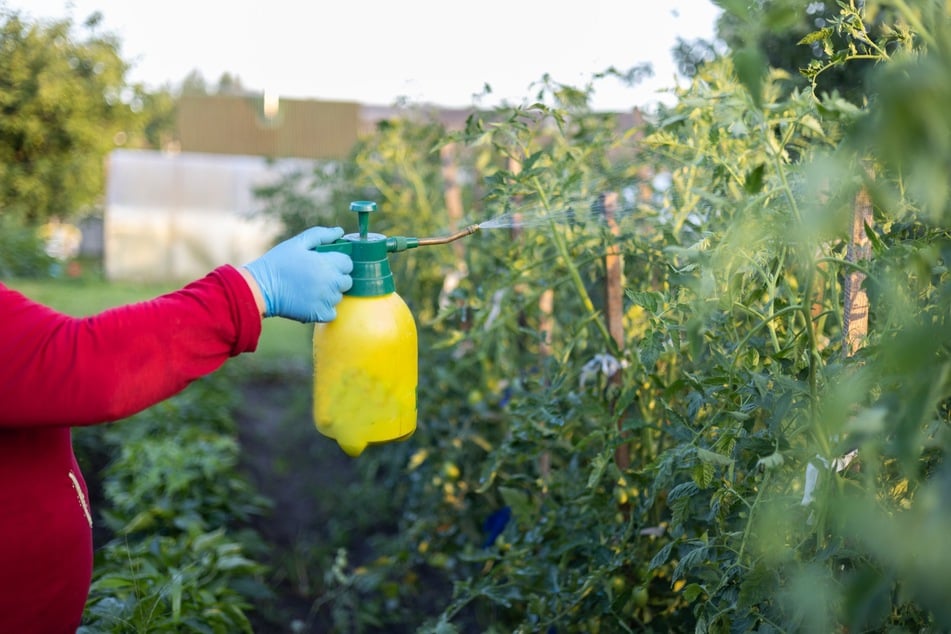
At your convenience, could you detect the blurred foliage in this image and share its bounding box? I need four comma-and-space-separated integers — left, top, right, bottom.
714, 0, 880, 102
75, 373, 273, 633
0, 214, 54, 277
0, 8, 174, 224
251, 1, 951, 632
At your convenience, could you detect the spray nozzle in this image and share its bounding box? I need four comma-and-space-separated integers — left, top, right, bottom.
314, 201, 480, 296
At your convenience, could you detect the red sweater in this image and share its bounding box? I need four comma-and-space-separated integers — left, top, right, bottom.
0, 265, 261, 633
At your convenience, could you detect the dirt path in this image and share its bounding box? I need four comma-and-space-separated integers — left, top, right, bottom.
234, 371, 358, 631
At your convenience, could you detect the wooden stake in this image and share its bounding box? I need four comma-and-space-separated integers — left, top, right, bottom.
844, 184, 872, 357
440, 143, 466, 263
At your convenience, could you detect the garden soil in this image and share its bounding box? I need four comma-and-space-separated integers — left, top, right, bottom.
235, 370, 358, 632
234, 370, 459, 634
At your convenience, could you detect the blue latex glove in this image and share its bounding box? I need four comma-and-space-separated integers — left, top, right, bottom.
244, 226, 353, 323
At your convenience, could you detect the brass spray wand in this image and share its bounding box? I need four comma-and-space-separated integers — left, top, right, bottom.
416, 224, 481, 246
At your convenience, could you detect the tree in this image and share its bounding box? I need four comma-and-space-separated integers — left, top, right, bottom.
178, 69, 246, 96
714, 0, 880, 102
216, 71, 244, 95
179, 69, 209, 96
0, 9, 145, 223
135, 87, 177, 151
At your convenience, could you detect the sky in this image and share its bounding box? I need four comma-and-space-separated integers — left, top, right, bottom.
20, 0, 723, 112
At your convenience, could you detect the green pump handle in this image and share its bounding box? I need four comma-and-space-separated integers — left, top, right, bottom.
314, 201, 419, 297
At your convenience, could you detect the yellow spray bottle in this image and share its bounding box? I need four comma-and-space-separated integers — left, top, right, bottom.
312, 201, 478, 457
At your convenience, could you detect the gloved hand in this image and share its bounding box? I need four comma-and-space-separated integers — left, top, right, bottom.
244, 226, 353, 323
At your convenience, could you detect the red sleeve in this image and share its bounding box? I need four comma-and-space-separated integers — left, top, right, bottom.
0, 265, 262, 428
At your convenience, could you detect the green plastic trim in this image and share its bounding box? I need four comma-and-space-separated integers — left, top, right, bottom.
386, 236, 420, 252
312, 201, 430, 296
315, 233, 394, 296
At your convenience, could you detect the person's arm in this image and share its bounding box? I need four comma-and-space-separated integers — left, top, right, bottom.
0, 225, 352, 429
0, 265, 262, 428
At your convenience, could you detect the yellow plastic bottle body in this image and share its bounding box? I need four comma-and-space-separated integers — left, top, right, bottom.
312, 292, 418, 457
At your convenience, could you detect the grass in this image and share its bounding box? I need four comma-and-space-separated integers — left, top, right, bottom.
5, 276, 313, 365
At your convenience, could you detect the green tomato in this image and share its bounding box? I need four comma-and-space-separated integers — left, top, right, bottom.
632, 585, 649, 608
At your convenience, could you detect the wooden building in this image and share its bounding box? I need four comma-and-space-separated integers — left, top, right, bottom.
175, 94, 361, 160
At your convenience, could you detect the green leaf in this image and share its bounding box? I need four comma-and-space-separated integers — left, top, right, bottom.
191, 529, 226, 552
667, 481, 700, 503
521, 150, 545, 172
649, 541, 675, 572
498, 486, 532, 521
683, 582, 705, 603
696, 447, 735, 467
764, 2, 800, 32
89, 573, 135, 590
799, 114, 825, 136
756, 450, 785, 470
120, 509, 157, 534
864, 222, 887, 254
587, 451, 610, 489
744, 164, 766, 194
673, 544, 710, 582
216, 555, 257, 571
477, 582, 521, 608
171, 571, 183, 622
434, 614, 461, 634
733, 47, 767, 108
817, 94, 863, 119
627, 289, 665, 314
798, 27, 833, 46
692, 461, 715, 489
475, 457, 500, 493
